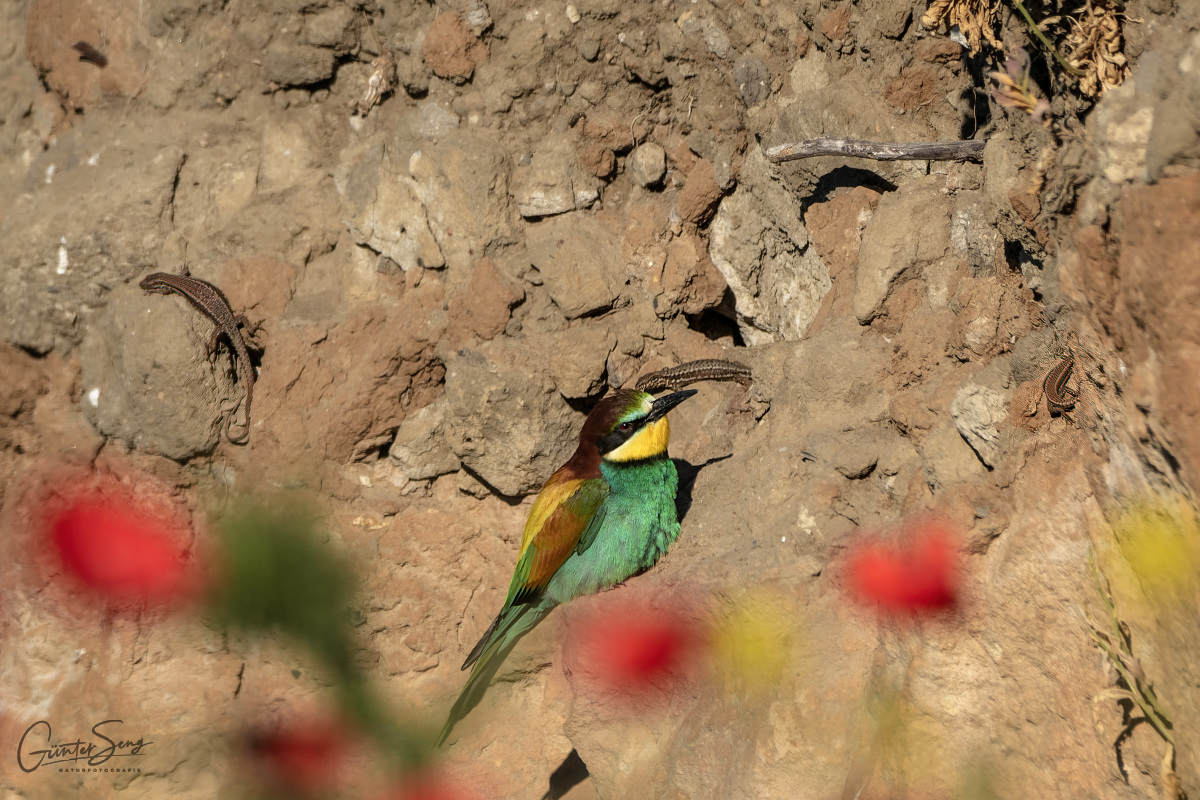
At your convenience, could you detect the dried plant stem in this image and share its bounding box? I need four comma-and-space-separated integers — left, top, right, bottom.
765, 138, 984, 163
1087, 558, 1175, 745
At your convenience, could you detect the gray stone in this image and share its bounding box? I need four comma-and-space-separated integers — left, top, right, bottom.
83, 283, 226, 458
512, 136, 602, 218
829, 429, 884, 479
388, 400, 460, 480
303, 6, 357, 52
525, 213, 624, 319
335, 136, 445, 271
408, 133, 518, 273
950, 196, 1004, 277
853, 177, 952, 324
733, 54, 771, 107
920, 420, 987, 490
701, 18, 731, 58
463, 0, 493, 33
1146, 32, 1200, 180
418, 102, 461, 138
858, 2, 911, 40
739, 146, 807, 247
579, 37, 601, 61
0, 141, 185, 354
1093, 79, 1153, 184
627, 143, 667, 187
576, 78, 605, 104
398, 52, 430, 96
262, 40, 337, 86
259, 121, 320, 192
442, 340, 578, 496
514, 166, 575, 217
541, 325, 618, 398
950, 383, 1008, 469
709, 175, 828, 345
483, 84, 515, 113
982, 135, 1022, 218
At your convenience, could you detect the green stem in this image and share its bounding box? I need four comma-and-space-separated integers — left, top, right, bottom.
336, 680, 427, 770
1010, 0, 1086, 78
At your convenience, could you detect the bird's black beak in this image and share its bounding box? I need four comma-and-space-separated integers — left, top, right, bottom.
646, 389, 697, 423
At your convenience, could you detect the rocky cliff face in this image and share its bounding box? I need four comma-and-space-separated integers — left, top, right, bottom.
2, 0, 1199, 797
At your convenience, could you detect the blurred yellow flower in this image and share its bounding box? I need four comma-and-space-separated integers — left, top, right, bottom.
1114, 498, 1200, 604
710, 588, 793, 693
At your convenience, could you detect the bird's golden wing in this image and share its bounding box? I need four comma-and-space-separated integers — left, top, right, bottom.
504, 477, 609, 607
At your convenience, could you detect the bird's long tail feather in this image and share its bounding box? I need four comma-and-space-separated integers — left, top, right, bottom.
437, 601, 552, 746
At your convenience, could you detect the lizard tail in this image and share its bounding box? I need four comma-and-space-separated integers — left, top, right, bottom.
224, 409, 250, 444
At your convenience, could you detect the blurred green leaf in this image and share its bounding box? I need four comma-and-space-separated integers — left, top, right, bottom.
210, 500, 428, 769
211, 503, 356, 678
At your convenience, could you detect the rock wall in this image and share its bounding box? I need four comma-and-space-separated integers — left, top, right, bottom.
2, 0, 1199, 797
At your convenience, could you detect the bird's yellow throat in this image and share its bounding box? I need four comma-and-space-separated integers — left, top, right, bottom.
604, 417, 670, 463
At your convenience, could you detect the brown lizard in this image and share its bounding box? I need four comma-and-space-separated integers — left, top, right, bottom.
1042, 350, 1078, 423
140, 271, 257, 444
635, 359, 753, 393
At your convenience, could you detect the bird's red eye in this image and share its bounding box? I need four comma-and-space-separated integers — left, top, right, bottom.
619, 421, 633, 431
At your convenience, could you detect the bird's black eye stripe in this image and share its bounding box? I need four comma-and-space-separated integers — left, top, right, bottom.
597, 416, 647, 454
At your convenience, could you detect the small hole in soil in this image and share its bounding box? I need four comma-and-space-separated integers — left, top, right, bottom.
685, 302, 744, 346
809, 166, 898, 207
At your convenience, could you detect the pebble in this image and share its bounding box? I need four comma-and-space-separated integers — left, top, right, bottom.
579, 37, 601, 62
627, 143, 667, 188
733, 55, 771, 108
419, 102, 461, 138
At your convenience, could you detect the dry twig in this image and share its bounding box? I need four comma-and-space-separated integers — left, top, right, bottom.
765, 138, 984, 163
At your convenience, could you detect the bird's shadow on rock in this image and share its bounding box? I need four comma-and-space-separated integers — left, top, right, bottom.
541, 748, 589, 800
674, 454, 730, 524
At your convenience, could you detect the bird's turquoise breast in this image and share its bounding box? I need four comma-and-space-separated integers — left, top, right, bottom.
545, 457, 680, 604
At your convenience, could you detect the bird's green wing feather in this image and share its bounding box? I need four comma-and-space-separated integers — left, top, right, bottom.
460, 477, 608, 671
575, 502, 607, 555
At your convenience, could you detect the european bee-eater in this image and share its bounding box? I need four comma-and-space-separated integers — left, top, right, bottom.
437, 387, 697, 745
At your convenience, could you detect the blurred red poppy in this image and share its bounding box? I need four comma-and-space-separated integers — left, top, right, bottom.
846, 525, 959, 613
247, 722, 348, 793
601, 620, 689, 680
50, 497, 192, 604
569, 604, 702, 696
